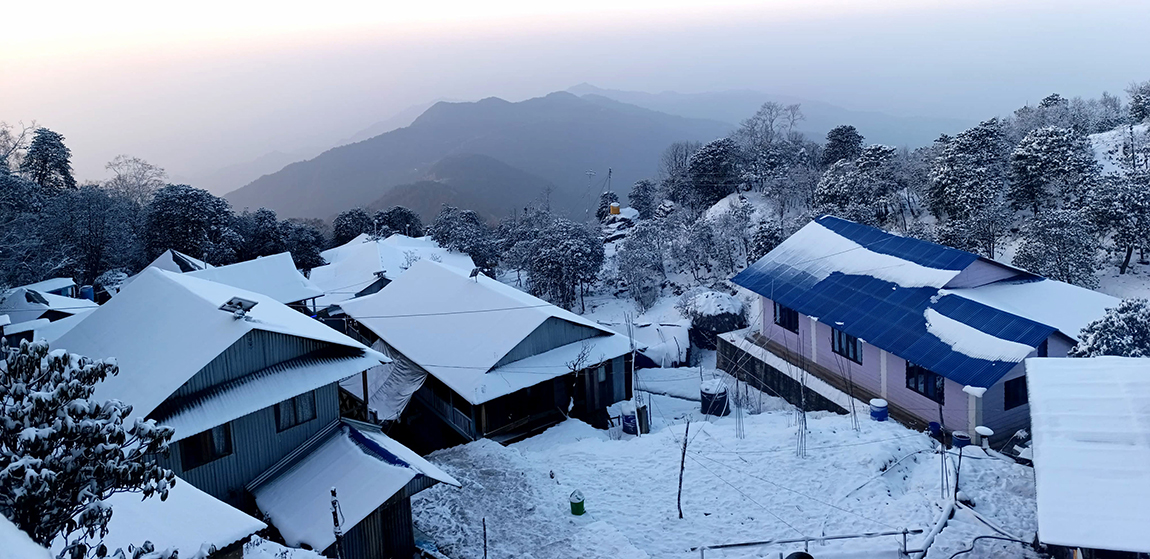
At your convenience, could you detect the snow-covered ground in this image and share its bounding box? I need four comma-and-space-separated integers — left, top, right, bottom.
412, 366, 1039, 559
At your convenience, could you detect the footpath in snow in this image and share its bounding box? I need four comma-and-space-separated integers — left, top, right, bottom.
412, 367, 1040, 559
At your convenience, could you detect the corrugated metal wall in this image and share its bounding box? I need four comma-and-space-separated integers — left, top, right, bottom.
493, 317, 603, 368
329, 494, 415, 559
156, 382, 339, 508
171, 330, 330, 398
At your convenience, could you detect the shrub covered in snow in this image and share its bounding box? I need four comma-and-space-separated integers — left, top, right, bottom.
1070, 298, 1150, 357
0, 340, 175, 555
676, 288, 747, 349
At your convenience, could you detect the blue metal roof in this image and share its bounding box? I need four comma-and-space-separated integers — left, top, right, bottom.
732, 217, 1056, 387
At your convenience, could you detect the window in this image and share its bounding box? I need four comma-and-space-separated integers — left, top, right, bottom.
906, 363, 945, 405
596, 365, 607, 383
831, 328, 861, 363
275, 391, 317, 432
180, 424, 232, 470
1004, 376, 1028, 410
774, 302, 799, 333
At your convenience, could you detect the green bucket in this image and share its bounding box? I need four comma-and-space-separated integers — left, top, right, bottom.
569, 490, 585, 515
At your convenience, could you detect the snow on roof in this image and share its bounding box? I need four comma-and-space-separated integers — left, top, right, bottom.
253, 422, 458, 552
1026, 357, 1150, 553
188, 252, 324, 304
53, 268, 386, 426
1, 515, 50, 559
944, 279, 1119, 341
145, 249, 213, 274
474, 332, 633, 404
19, 277, 75, 294
756, 219, 965, 290
924, 307, 1035, 362
339, 260, 629, 405
310, 234, 475, 307
50, 476, 265, 559
4, 318, 50, 337
0, 288, 98, 324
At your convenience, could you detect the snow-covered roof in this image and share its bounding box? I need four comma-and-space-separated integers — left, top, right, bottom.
944, 279, 1119, 342
50, 477, 265, 559
53, 268, 386, 429
187, 252, 323, 304
0, 288, 98, 324
18, 277, 75, 294
253, 422, 459, 552
339, 260, 631, 404
1, 515, 50, 559
310, 234, 475, 307
145, 249, 213, 274
1026, 357, 1150, 553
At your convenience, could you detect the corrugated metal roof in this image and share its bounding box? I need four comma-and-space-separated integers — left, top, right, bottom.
732, 216, 1054, 387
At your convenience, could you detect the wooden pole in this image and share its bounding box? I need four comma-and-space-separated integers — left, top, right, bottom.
483, 517, 488, 559
678, 419, 690, 519
362, 370, 370, 421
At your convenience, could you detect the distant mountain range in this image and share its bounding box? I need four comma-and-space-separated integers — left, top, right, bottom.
225, 92, 732, 219
566, 83, 972, 148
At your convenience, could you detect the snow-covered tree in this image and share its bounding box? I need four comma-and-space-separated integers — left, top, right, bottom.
596, 191, 619, 222
821, 125, 864, 167
103, 156, 166, 207
927, 119, 1011, 221
1012, 209, 1100, 288
282, 220, 327, 270
658, 141, 702, 180
143, 184, 232, 262
429, 205, 498, 272
1086, 173, 1150, 274
628, 179, 659, 220
935, 195, 1013, 259
1128, 80, 1150, 123
42, 186, 142, 285
1009, 127, 1098, 215
373, 206, 424, 237
1069, 298, 1150, 357
19, 128, 75, 191
0, 341, 175, 552
616, 223, 665, 311
526, 218, 603, 311
671, 217, 718, 282
332, 208, 374, 246
0, 121, 36, 176
748, 220, 784, 262
671, 138, 742, 214
238, 208, 287, 259
676, 288, 747, 349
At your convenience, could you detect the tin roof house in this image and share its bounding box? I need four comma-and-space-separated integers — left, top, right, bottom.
187, 251, 324, 310
723, 216, 1118, 446
335, 259, 634, 452
50, 269, 458, 558
1026, 357, 1150, 559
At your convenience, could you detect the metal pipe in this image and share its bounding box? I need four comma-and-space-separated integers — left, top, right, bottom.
696, 529, 925, 558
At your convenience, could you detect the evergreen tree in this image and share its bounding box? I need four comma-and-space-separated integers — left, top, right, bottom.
244, 208, 287, 258
526, 218, 603, 311
616, 222, 665, 311
42, 186, 142, 285
673, 138, 741, 213
282, 220, 327, 270
1069, 298, 1150, 357
1085, 174, 1150, 274
0, 341, 175, 550
1128, 80, 1150, 123
628, 179, 658, 219
596, 190, 619, 222
927, 119, 1011, 221
373, 206, 424, 237
143, 184, 233, 262
821, 125, 864, 167
331, 208, 374, 246
19, 128, 75, 191
1009, 127, 1098, 215
429, 205, 498, 272
1012, 210, 1100, 288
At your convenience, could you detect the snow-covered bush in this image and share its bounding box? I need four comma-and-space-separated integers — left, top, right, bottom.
0, 340, 175, 554
1070, 298, 1150, 357
677, 288, 747, 349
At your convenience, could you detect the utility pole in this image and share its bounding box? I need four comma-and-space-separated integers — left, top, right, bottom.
677, 419, 690, 519
330, 487, 344, 559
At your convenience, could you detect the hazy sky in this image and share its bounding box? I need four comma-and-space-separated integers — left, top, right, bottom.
3, 0, 1148, 188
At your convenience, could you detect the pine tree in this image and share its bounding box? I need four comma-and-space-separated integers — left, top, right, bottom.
628, 179, 658, 219
282, 220, 327, 270
674, 138, 741, 213
332, 208, 374, 246
927, 119, 1011, 226
19, 128, 76, 191
0, 341, 175, 551
1012, 209, 1100, 288
373, 206, 424, 237
143, 184, 233, 262
1069, 298, 1150, 357
596, 191, 619, 222
617, 223, 665, 311
1009, 127, 1098, 215
526, 218, 603, 311
821, 125, 864, 167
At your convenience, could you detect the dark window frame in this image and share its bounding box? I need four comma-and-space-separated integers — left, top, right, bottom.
180, 423, 233, 471
773, 302, 800, 333
906, 363, 945, 405
1004, 376, 1028, 411
275, 391, 317, 432
831, 328, 862, 364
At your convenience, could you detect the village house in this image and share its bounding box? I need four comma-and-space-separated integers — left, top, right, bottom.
187, 251, 325, 311
1026, 357, 1150, 559
720, 216, 1118, 446
310, 233, 475, 309
335, 260, 635, 452
51, 268, 456, 558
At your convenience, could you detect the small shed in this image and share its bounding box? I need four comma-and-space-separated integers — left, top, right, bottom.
1027, 357, 1150, 558
19, 277, 77, 298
